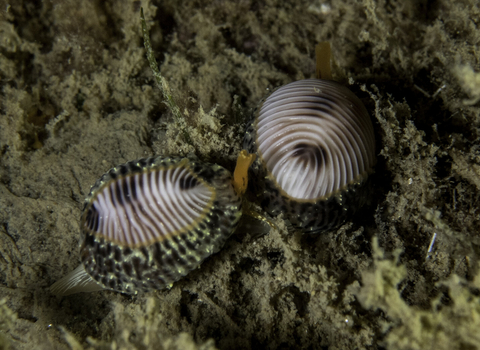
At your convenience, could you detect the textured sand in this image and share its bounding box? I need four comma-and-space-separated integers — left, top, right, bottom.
1, 1, 480, 349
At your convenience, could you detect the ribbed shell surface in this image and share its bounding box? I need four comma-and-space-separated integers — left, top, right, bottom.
244, 79, 376, 233
80, 156, 242, 294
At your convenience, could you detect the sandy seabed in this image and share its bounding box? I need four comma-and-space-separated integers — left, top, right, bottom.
1, 0, 480, 349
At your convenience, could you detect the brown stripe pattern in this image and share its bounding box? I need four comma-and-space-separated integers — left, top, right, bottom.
84, 165, 214, 247
256, 79, 375, 200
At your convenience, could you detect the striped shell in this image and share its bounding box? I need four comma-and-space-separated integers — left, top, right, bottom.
244, 79, 376, 233
79, 156, 242, 294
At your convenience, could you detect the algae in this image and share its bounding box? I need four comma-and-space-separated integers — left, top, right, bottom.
0, 0, 480, 349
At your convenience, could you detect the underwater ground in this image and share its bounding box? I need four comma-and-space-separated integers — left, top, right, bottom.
1, 0, 480, 349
